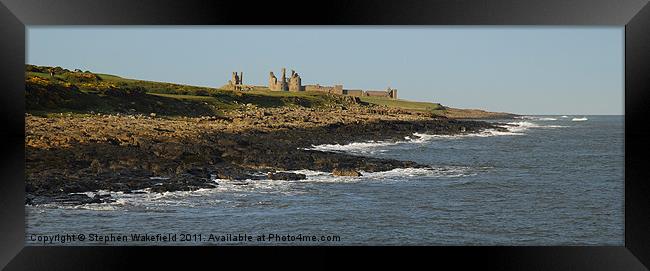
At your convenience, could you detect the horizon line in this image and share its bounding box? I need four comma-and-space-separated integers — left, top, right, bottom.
25, 62, 624, 116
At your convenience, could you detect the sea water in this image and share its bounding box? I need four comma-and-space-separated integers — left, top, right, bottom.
26, 115, 624, 245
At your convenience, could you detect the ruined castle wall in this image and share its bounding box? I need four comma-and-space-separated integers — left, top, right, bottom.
222, 84, 256, 91
364, 90, 391, 97
269, 79, 277, 91
331, 85, 344, 95
305, 84, 343, 94
289, 76, 302, 92
234, 68, 398, 98
344, 89, 364, 97
305, 84, 330, 92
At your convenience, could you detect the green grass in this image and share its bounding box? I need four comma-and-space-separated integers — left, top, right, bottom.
149, 93, 238, 112
95, 73, 129, 81
27, 71, 63, 79
26, 70, 348, 116
26, 65, 450, 117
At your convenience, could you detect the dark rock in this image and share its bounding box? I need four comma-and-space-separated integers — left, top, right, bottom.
26, 110, 505, 206
26, 183, 36, 193
91, 193, 114, 203
27, 195, 55, 205
332, 168, 362, 177
186, 167, 207, 176
213, 168, 261, 180
25, 194, 35, 205
108, 182, 130, 192
267, 172, 307, 181
49, 193, 114, 205
124, 190, 147, 194
146, 174, 219, 193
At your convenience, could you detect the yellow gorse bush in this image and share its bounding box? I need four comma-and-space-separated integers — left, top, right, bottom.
26, 76, 51, 87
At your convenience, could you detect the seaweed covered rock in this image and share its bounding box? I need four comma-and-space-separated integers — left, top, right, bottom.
267, 172, 307, 181
332, 168, 362, 177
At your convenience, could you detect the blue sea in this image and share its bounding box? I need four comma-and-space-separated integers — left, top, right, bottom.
26, 115, 624, 245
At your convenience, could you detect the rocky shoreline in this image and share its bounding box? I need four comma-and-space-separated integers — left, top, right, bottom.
26, 103, 510, 205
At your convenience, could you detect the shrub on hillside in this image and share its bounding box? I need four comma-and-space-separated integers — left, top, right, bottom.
194, 89, 210, 96
26, 64, 46, 73
102, 86, 147, 97
63, 72, 102, 83
25, 76, 81, 109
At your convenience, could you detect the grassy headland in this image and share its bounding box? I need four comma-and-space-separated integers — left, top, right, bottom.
26, 65, 513, 119
25, 65, 514, 205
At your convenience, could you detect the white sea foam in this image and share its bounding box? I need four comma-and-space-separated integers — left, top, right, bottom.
306, 140, 398, 154
572, 117, 588, 122
104, 188, 225, 210
285, 169, 363, 183
31, 164, 490, 211
72, 167, 469, 208
515, 116, 557, 121
305, 122, 539, 154
417, 120, 568, 139
501, 121, 567, 131
514, 116, 535, 120
414, 128, 525, 139
363, 166, 479, 178
289, 166, 481, 181
305, 123, 538, 153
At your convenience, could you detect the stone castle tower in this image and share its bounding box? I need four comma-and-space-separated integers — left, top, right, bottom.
269, 72, 278, 90
224, 68, 395, 99
269, 67, 301, 91
388, 87, 398, 99
229, 71, 244, 90
288, 70, 301, 92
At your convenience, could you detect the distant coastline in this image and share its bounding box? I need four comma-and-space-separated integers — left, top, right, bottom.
25, 65, 516, 205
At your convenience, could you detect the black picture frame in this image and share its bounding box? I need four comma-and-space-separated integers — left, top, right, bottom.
1, 0, 649, 270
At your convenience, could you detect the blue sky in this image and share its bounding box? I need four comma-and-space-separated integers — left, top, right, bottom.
27, 27, 623, 115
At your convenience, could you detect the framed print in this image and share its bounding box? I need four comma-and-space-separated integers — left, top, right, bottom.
1, 0, 649, 270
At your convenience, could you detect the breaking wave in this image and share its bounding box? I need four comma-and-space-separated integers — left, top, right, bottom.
572, 117, 588, 122
305, 141, 397, 154
289, 166, 481, 182
515, 116, 558, 121
413, 128, 523, 139
305, 120, 569, 154
503, 121, 568, 131
29, 165, 488, 212
32, 189, 223, 211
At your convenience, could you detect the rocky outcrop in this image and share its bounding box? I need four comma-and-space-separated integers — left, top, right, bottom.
25, 105, 505, 205
26, 193, 114, 205
267, 172, 307, 181
332, 168, 362, 177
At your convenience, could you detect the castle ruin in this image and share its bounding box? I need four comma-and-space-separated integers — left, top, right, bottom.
224, 71, 245, 91
269, 68, 302, 91
224, 67, 397, 99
